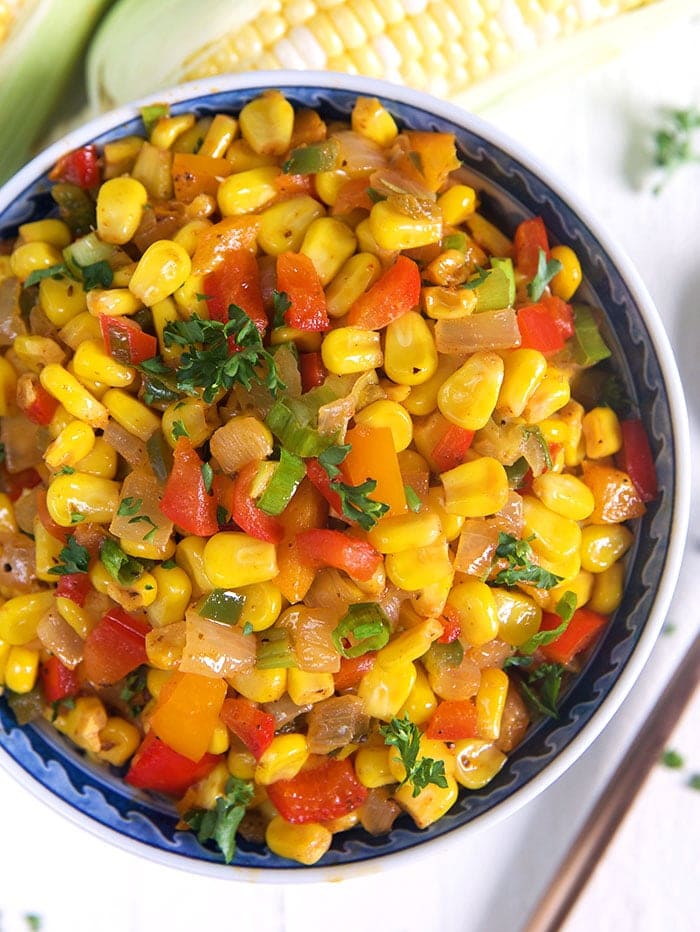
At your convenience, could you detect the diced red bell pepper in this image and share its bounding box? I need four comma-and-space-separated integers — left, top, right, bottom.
299, 351, 327, 392
274, 173, 315, 198
437, 607, 461, 644
100, 314, 157, 366
49, 144, 101, 189
426, 700, 478, 741
36, 489, 70, 543
55, 572, 92, 606
160, 438, 219, 537
540, 294, 574, 340
266, 758, 368, 824
333, 652, 377, 691
125, 732, 221, 796
224, 461, 284, 544
514, 216, 549, 279
539, 608, 609, 666
204, 249, 267, 334
305, 458, 343, 515
219, 697, 276, 760
40, 655, 80, 704
16, 373, 59, 425
295, 529, 382, 582
431, 424, 475, 473
617, 419, 658, 503
2, 466, 42, 502
517, 303, 566, 355
82, 606, 150, 686
346, 255, 420, 330
276, 252, 329, 332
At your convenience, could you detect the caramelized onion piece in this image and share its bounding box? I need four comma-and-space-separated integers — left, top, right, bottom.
306, 695, 369, 754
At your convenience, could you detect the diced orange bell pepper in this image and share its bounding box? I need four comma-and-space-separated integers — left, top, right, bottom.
331, 176, 374, 215
342, 424, 407, 516
172, 152, 233, 202
149, 671, 227, 762
404, 131, 461, 192
581, 461, 646, 523
274, 173, 315, 198
191, 216, 260, 275
275, 478, 329, 603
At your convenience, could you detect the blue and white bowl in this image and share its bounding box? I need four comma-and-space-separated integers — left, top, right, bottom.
0, 72, 690, 880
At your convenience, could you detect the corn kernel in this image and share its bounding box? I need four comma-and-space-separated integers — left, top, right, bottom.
447, 579, 499, 647
239, 91, 294, 155
475, 668, 509, 740
496, 348, 547, 418
237, 581, 283, 632
102, 389, 160, 441
368, 511, 441, 554
438, 184, 477, 225
325, 252, 382, 318
4, 646, 40, 693
97, 717, 141, 766
46, 471, 120, 526
441, 457, 509, 517
33, 515, 64, 582
58, 312, 102, 351
19, 218, 72, 248
39, 363, 108, 429
580, 524, 634, 573
355, 746, 395, 788
255, 734, 309, 785
549, 245, 582, 301
522, 495, 581, 563
151, 113, 196, 149
73, 436, 118, 478
354, 399, 413, 452
358, 660, 417, 721
266, 816, 332, 866
287, 667, 335, 706
129, 240, 192, 306
531, 472, 595, 521
351, 96, 398, 146
368, 199, 442, 251
176, 536, 212, 598
394, 772, 459, 829
10, 241, 63, 282
384, 312, 438, 386
162, 397, 215, 448
227, 746, 256, 781
386, 540, 453, 591
588, 561, 625, 614
300, 217, 357, 286
39, 275, 87, 327
44, 419, 95, 470
0, 355, 17, 416
321, 326, 382, 375
199, 114, 238, 158
493, 589, 541, 647
258, 195, 326, 255
204, 532, 278, 588
453, 738, 506, 790
0, 592, 55, 645
582, 406, 623, 459
522, 366, 571, 422
86, 287, 143, 318
422, 285, 477, 320
53, 696, 108, 752
96, 177, 148, 245
73, 340, 134, 389
217, 165, 280, 216
438, 351, 504, 430
146, 565, 192, 627
56, 596, 96, 639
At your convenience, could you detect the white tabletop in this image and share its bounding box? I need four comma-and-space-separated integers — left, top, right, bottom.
1, 12, 700, 932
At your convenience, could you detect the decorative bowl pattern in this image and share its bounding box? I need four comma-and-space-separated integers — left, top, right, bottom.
0, 72, 689, 879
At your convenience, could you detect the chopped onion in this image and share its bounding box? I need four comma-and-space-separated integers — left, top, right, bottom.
317, 370, 383, 440
0, 277, 27, 347
304, 568, 366, 614
491, 490, 524, 537
427, 649, 481, 700
179, 610, 256, 677
522, 426, 549, 477
103, 419, 148, 468
377, 583, 408, 626
109, 467, 173, 550
360, 788, 401, 836
0, 531, 38, 593
133, 202, 186, 252
466, 638, 511, 670
306, 695, 369, 754
435, 308, 521, 354
12, 489, 38, 536
496, 686, 530, 753
145, 621, 186, 670
368, 166, 435, 202
37, 607, 84, 668
271, 344, 302, 399
280, 605, 341, 673
0, 414, 41, 472
472, 418, 526, 466
454, 519, 499, 576
334, 130, 387, 173
262, 694, 312, 729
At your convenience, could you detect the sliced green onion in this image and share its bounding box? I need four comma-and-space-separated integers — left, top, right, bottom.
571, 305, 612, 367
404, 485, 421, 513
471, 267, 513, 311
63, 232, 114, 275
257, 449, 306, 516
442, 232, 467, 252
256, 628, 297, 670
490, 257, 516, 306
197, 589, 246, 625
522, 424, 553, 472
282, 138, 340, 174
332, 603, 391, 659
504, 456, 530, 489
266, 399, 333, 458
146, 431, 173, 483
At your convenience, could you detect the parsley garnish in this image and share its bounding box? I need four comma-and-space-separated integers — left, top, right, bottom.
48, 535, 90, 576
24, 913, 42, 931
510, 591, 578, 659
201, 461, 214, 493
599, 374, 632, 418
379, 714, 448, 797
652, 107, 700, 193
56, 465, 75, 475
81, 259, 113, 291
527, 248, 563, 302
661, 749, 684, 769
688, 774, 700, 791
518, 662, 565, 718
171, 419, 189, 440
317, 443, 389, 531
120, 666, 149, 716
161, 304, 285, 403
183, 775, 254, 864
242, 621, 254, 636
24, 263, 69, 287
70, 513, 85, 524
100, 538, 144, 586
461, 266, 490, 290
161, 558, 177, 570
117, 497, 142, 517
271, 290, 291, 329
404, 485, 421, 513
491, 532, 562, 590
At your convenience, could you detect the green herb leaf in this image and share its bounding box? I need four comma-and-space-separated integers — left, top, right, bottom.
183, 775, 254, 863
80, 259, 113, 291
527, 248, 563, 302
271, 289, 291, 329
161, 558, 176, 570
380, 714, 448, 797
47, 535, 90, 576
141, 102, 170, 134
366, 186, 386, 203
100, 538, 144, 586
117, 496, 143, 517
461, 266, 490, 290
688, 774, 700, 791
70, 513, 85, 524
201, 461, 214, 493
24, 914, 43, 931
24, 263, 69, 288
492, 532, 562, 590
120, 666, 149, 716
554, 590, 577, 625
317, 443, 351, 479
317, 443, 389, 530
56, 465, 75, 475
518, 662, 565, 717
652, 106, 700, 193
661, 749, 684, 769
404, 485, 421, 513
140, 356, 171, 376
171, 419, 189, 440
242, 621, 254, 636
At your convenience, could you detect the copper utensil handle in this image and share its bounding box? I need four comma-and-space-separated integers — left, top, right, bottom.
525, 628, 700, 932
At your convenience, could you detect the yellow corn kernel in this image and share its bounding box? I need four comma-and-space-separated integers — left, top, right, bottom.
580, 524, 634, 573
129, 240, 192, 306
425, 486, 464, 542
313, 169, 349, 207
358, 660, 417, 721
4, 646, 40, 693
0, 494, 17, 534
325, 252, 382, 318
96, 177, 148, 245
403, 356, 459, 418
217, 165, 280, 216
66, 359, 107, 399
582, 406, 623, 459
146, 668, 172, 698
453, 738, 507, 790
173, 218, 212, 257
421, 285, 477, 320
72, 340, 134, 390
441, 457, 509, 518
207, 721, 230, 756
103, 135, 144, 178
368, 511, 441, 554
0, 638, 10, 687
19, 218, 72, 248
39, 364, 108, 429
354, 217, 395, 262
225, 138, 278, 172
39, 275, 87, 326
531, 472, 595, 522
537, 417, 570, 446
33, 515, 64, 582
0, 355, 17, 416
378, 617, 444, 669
549, 245, 582, 301
255, 733, 309, 785
227, 746, 256, 781
438, 351, 504, 430
475, 668, 509, 740
239, 91, 294, 155
383, 380, 412, 403
96, 717, 141, 766
146, 564, 192, 627
258, 195, 326, 255
266, 816, 332, 866
355, 746, 395, 788
522, 495, 582, 563
149, 297, 180, 365
321, 326, 382, 375
588, 561, 625, 614
10, 241, 63, 282
176, 536, 212, 598
44, 420, 95, 471
368, 199, 442, 251
447, 579, 499, 647
162, 397, 214, 448
150, 112, 196, 149
121, 536, 175, 562
300, 217, 357, 286
237, 581, 283, 632
102, 389, 160, 441
522, 366, 571, 422
53, 696, 108, 753
354, 399, 413, 452
13, 335, 65, 371
351, 96, 398, 146
270, 326, 323, 353
386, 540, 453, 592
384, 312, 438, 386
180, 761, 230, 812
287, 667, 336, 706
394, 772, 459, 829
86, 287, 143, 318
108, 569, 158, 612
198, 113, 238, 158
548, 570, 594, 614
56, 596, 96, 640
228, 665, 287, 704
398, 663, 438, 726
73, 436, 118, 478
46, 471, 120, 527
0, 592, 55, 645
204, 532, 278, 588
110, 262, 137, 287
496, 348, 547, 418
493, 589, 542, 647
47, 404, 73, 438
437, 184, 477, 225
558, 400, 585, 468
58, 311, 102, 351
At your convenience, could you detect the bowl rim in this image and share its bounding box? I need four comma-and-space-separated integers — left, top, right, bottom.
0, 69, 691, 883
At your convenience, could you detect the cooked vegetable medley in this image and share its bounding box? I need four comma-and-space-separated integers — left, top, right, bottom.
0, 92, 658, 866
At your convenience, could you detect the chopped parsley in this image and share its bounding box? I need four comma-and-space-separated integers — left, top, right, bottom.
242, 621, 254, 636
509, 591, 578, 659
100, 538, 145, 586
317, 443, 389, 531
461, 266, 490, 290
201, 461, 214, 494
24, 914, 43, 931
171, 419, 189, 440
661, 749, 684, 769
527, 248, 562, 302
24, 263, 69, 287
688, 774, 700, 791
183, 775, 254, 864
47, 535, 90, 576
652, 106, 700, 193
70, 513, 85, 524
404, 485, 421, 513
120, 666, 149, 716
491, 532, 562, 590
517, 662, 565, 718
24, 258, 113, 291
380, 714, 448, 797
271, 289, 291, 329
117, 497, 159, 542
